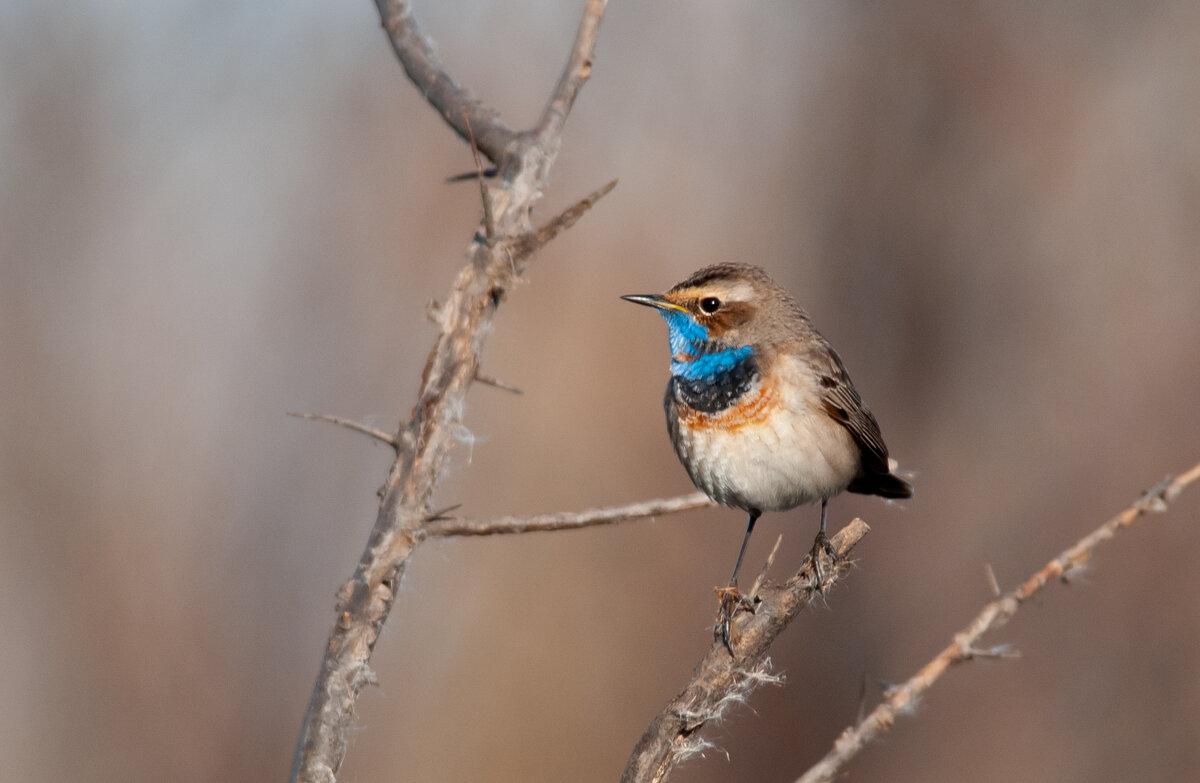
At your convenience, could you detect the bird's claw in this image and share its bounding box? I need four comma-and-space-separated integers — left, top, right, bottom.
714, 585, 759, 652
810, 531, 837, 590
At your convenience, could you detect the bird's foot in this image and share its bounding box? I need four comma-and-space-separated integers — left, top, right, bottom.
810, 531, 837, 590
714, 585, 759, 652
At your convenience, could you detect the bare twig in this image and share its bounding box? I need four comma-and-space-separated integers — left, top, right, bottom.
795, 461, 1200, 783
289, 3, 611, 782
621, 519, 871, 783
516, 178, 619, 256
422, 491, 715, 538
287, 411, 398, 449
537, 0, 605, 144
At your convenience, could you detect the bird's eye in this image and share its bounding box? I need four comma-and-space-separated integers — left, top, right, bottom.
699, 297, 721, 314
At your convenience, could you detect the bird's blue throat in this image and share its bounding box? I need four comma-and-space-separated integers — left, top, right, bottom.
659, 310, 759, 413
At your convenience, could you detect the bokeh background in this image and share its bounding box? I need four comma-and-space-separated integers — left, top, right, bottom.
3, 1, 1199, 781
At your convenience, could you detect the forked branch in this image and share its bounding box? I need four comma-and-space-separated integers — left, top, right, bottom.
289, 3, 610, 782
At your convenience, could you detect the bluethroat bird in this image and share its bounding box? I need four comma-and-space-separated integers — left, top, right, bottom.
623, 263, 912, 604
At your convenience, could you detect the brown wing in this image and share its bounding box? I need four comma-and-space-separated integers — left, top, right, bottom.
813, 346, 913, 499
811, 347, 889, 471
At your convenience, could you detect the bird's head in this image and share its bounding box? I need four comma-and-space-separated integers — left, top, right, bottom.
623, 263, 796, 380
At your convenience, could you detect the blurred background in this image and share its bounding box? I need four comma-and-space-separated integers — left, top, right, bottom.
3, 1, 1199, 781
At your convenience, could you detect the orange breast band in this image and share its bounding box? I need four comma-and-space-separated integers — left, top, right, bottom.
677, 379, 782, 433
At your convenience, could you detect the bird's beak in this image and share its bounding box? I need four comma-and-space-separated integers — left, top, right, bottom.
620, 294, 687, 314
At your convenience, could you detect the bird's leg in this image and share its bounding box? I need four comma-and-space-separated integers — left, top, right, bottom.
729, 509, 759, 588
810, 499, 836, 588
715, 509, 761, 650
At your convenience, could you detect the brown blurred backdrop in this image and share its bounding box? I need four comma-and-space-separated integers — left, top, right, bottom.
3, 2, 1199, 782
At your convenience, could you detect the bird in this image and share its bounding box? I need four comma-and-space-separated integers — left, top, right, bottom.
622, 263, 912, 603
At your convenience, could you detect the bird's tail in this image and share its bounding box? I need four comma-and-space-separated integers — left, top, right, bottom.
847, 471, 914, 499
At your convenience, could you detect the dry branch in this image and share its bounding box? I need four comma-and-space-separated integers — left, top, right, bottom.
288, 3, 610, 782
794, 461, 1200, 783
422, 491, 715, 537
375, 0, 518, 166
621, 519, 872, 783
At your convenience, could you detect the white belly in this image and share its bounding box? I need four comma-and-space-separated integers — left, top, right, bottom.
670, 367, 860, 512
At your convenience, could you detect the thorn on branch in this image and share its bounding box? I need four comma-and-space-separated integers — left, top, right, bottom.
748, 534, 784, 600
473, 370, 523, 394
424, 503, 462, 523
961, 643, 1021, 660
426, 299, 445, 325
287, 411, 399, 449
1134, 476, 1174, 513
1059, 559, 1091, 585
855, 673, 870, 724
447, 166, 499, 183
462, 109, 496, 242
984, 563, 1001, 597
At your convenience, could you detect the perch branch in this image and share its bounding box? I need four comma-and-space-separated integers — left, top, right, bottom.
621, 519, 872, 783
423, 491, 715, 537
794, 460, 1200, 783
289, 3, 610, 782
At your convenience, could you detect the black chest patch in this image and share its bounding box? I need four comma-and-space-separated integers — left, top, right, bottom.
667, 355, 760, 414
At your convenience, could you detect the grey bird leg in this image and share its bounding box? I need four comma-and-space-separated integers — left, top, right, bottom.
729, 509, 761, 587
811, 499, 836, 587
716, 509, 761, 651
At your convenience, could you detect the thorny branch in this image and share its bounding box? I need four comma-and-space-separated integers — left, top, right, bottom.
288, 3, 610, 782
794, 460, 1200, 783
288, 4, 1199, 783
621, 519, 872, 783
